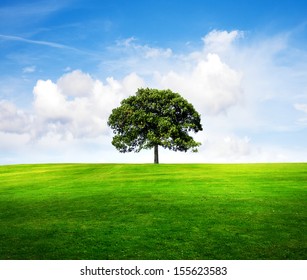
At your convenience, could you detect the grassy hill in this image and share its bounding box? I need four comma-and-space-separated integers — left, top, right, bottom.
0, 163, 306, 260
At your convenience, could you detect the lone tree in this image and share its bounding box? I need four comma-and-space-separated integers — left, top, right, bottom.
108, 88, 203, 163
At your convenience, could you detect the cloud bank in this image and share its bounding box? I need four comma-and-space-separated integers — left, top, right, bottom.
32, 70, 145, 139
1, 30, 306, 163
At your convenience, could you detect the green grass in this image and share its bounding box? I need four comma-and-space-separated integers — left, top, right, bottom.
0, 163, 306, 260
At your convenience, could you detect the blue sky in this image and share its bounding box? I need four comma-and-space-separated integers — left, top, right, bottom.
0, 0, 307, 164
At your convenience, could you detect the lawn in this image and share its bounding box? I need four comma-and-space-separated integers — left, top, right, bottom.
0, 163, 306, 260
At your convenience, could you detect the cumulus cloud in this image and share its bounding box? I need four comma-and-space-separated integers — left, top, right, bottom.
57, 70, 95, 97
32, 70, 145, 139
33, 79, 69, 121
0, 131, 30, 151
157, 53, 243, 115
202, 29, 243, 53
105, 31, 244, 116
0, 69, 146, 149
0, 100, 31, 134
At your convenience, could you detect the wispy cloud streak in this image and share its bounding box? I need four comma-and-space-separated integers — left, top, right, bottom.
0, 34, 78, 51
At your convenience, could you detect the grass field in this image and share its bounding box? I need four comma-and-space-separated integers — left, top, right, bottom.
0, 163, 306, 260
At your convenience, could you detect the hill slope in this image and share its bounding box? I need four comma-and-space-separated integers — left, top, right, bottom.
0, 163, 306, 259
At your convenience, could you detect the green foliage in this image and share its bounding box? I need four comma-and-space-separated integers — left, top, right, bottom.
108, 88, 203, 155
0, 163, 306, 260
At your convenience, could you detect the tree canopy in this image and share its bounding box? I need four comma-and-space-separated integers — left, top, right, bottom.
107, 88, 203, 163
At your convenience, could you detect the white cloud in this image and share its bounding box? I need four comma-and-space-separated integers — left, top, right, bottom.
32, 70, 145, 139
105, 31, 244, 116
294, 103, 307, 113
116, 37, 173, 59
122, 72, 146, 93
157, 53, 243, 115
204, 134, 254, 162
33, 79, 69, 121
144, 47, 172, 59
0, 71, 145, 164
22, 66, 36, 73
101, 37, 176, 77
57, 70, 94, 97
0, 100, 31, 134
202, 29, 243, 53
0, 131, 30, 151
294, 103, 307, 125
0, 34, 78, 51
223, 135, 251, 156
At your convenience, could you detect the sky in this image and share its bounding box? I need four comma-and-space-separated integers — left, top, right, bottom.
0, 0, 307, 164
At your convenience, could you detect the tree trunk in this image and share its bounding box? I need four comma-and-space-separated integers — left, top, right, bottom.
154, 145, 159, 164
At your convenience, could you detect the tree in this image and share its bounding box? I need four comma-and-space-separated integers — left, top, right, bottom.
107, 88, 203, 164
